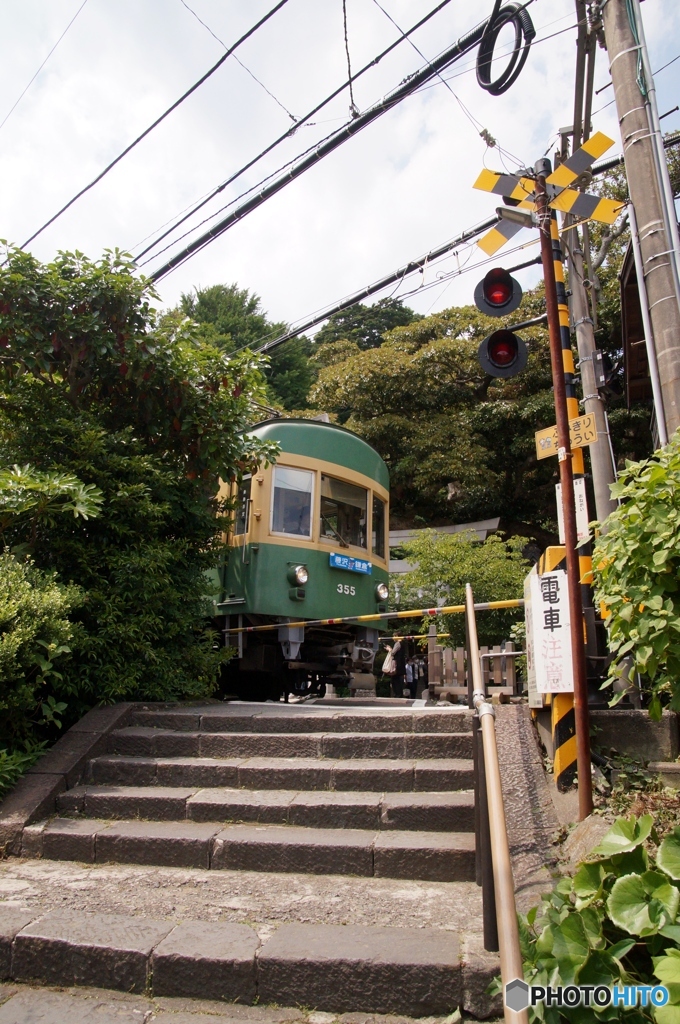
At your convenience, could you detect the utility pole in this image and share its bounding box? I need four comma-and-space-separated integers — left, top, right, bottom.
559, 1, 617, 523
601, 0, 680, 437
535, 164, 594, 820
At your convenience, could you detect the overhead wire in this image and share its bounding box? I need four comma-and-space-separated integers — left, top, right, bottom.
132, 0, 458, 263
19, 0, 292, 249
178, 0, 297, 122
145, 3, 537, 282
369, 0, 523, 167
342, 0, 360, 118
0, 0, 89, 132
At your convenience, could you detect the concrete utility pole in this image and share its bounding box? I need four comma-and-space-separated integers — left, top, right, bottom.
601, 0, 680, 437
560, 2, 618, 522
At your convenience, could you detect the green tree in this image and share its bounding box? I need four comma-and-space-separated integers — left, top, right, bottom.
593, 430, 680, 718
313, 297, 422, 350
311, 290, 559, 536
393, 531, 529, 648
0, 248, 277, 722
179, 283, 315, 411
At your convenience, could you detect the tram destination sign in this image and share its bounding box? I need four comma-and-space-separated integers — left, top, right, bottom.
329, 553, 372, 574
535, 413, 597, 460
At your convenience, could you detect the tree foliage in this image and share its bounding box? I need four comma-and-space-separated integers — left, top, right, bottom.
179, 282, 315, 410
311, 290, 559, 534
593, 430, 680, 719
0, 248, 277, 727
0, 552, 80, 746
393, 531, 529, 648
313, 297, 422, 350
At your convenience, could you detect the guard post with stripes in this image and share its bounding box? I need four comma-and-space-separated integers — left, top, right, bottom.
538, 546, 576, 791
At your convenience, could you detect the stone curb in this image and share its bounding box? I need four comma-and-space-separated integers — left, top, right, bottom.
0, 704, 136, 857
0, 907, 496, 1016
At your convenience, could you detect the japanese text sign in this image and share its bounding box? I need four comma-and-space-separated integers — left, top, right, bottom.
535, 414, 597, 460
529, 570, 573, 693
329, 553, 372, 574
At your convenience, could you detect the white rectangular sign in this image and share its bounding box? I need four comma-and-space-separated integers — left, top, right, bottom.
556, 477, 590, 545
524, 567, 544, 708
529, 570, 574, 693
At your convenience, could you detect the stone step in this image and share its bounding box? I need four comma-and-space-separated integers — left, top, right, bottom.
108, 726, 473, 760
24, 817, 475, 881
56, 784, 475, 831
87, 754, 474, 792
1, 906, 497, 1016
130, 705, 474, 734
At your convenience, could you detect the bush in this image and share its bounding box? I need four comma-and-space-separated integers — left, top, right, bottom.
516, 815, 680, 1022
0, 248, 278, 726
0, 551, 80, 746
393, 531, 529, 648
593, 431, 680, 717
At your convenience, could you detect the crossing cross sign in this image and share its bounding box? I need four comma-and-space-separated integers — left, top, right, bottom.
472, 132, 625, 256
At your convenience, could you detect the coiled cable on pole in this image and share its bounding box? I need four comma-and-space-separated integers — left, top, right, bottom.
476, 0, 536, 95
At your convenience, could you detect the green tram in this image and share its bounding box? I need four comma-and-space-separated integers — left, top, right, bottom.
217, 419, 390, 701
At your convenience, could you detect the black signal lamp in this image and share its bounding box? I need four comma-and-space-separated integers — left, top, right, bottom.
478, 329, 528, 379
474, 267, 523, 317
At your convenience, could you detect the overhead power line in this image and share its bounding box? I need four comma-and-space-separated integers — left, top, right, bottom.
147, 3, 536, 282
20, 0, 291, 249
133, 0, 457, 262
0, 0, 89, 132
249, 215, 501, 353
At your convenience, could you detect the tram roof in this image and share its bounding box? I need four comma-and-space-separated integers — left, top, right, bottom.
249, 418, 389, 490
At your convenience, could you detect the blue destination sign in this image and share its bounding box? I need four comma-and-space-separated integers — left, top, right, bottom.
329, 553, 372, 575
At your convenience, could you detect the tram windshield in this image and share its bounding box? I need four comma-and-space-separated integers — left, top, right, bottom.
372, 495, 386, 559
320, 475, 367, 549
271, 466, 313, 537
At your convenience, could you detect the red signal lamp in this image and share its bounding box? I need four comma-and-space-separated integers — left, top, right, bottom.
478, 329, 528, 378
473, 267, 523, 317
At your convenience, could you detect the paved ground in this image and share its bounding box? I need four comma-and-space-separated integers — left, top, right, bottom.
0, 983, 500, 1023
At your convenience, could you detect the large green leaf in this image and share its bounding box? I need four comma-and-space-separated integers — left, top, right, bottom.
658, 829, 680, 880
591, 815, 654, 858
573, 861, 606, 905
551, 913, 590, 984
608, 872, 680, 936
576, 949, 619, 987
654, 1007, 680, 1024
654, 948, 680, 984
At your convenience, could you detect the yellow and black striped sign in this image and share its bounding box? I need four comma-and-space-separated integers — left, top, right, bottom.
472, 169, 535, 202
546, 131, 614, 189
549, 188, 624, 224
476, 218, 526, 256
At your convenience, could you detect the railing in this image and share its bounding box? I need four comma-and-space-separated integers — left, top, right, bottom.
466, 583, 528, 1024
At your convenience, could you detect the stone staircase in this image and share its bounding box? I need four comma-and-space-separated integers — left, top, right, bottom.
1, 701, 501, 1017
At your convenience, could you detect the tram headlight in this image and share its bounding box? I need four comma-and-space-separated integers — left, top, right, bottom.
288, 564, 309, 586
375, 582, 389, 601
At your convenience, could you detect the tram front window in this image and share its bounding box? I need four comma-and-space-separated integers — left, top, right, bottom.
271, 466, 313, 537
320, 475, 367, 549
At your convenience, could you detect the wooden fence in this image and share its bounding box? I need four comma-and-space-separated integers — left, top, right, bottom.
429, 642, 519, 701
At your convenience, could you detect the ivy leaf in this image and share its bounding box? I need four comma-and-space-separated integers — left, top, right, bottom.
607, 938, 636, 962
591, 815, 654, 858
658, 828, 680, 880
576, 949, 619, 987
608, 872, 680, 936
551, 913, 590, 984
573, 861, 607, 906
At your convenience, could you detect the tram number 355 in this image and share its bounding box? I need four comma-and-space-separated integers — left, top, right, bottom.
337, 583, 356, 596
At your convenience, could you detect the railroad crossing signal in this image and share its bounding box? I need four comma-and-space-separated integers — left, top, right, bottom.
473, 267, 522, 316
473, 131, 625, 256
478, 329, 528, 378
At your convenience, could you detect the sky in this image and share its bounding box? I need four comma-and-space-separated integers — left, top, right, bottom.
1, 0, 679, 339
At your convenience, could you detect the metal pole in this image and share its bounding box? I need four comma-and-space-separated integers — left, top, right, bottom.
628, 200, 669, 446
465, 585, 527, 1024
535, 163, 593, 820
601, 0, 680, 437
477, 715, 498, 952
